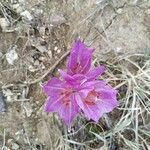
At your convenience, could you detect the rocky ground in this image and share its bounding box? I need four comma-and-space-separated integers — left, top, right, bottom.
0, 0, 150, 150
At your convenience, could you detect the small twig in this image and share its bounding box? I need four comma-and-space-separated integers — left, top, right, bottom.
1, 129, 8, 150
27, 51, 70, 85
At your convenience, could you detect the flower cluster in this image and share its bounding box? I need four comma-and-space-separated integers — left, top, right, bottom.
43, 40, 119, 128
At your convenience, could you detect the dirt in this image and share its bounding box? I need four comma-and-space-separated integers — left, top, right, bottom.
0, 0, 150, 149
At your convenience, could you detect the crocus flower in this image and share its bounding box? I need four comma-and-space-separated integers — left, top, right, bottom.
43, 74, 118, 128
43, 40, 119, 128
67, 40, 106, 80
43, 77, 80, 128
67, 40, 94, 75
58, 71, 119, 122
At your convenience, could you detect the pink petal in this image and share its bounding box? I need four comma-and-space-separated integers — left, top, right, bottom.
67, 40, 94, 75
79, 51, 92, 74
59, 69, 74, 82
81, 80, 102, 90
99, 89, 117, 100
97, 101, 118, 114
83, 104, 103, 122
42, 77, 65, 96
95, 82, 119, 106
86, 65, 106, 80
44, 95, 64, 112
59, 69, 86, 86
75, 81, 119, 122
98, 89, 119, 107
74, 93, 101, 122
95, 86, 119, 115
74, 93, 85, 109
59, 95, 79, 128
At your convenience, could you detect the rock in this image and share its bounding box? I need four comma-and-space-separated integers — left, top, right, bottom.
12, 4, 23, 13
7, 139, 20, 150
0, 18, 10, 32
47, 50, 52, 58
6, 49, 18, 65
116, 8, 123, 14
144, 14, 150, 27
57, 49, 61, 54
50, 14, 66, 25
2, 89, 13, 102
23, 102, 33, 117
54, 46, 58, 51
0, 52, 3, 58
34, 60, 40, 66
12, 143, 20, 150
0, 91, 7, 112
36, 45, 47, 53
20, 10, 33, 21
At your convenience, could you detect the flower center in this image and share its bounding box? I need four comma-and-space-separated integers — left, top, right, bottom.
62, 97, 71, 106
73, 62, 83, 73
84, 90, 100, 106
61, 89, 74, 106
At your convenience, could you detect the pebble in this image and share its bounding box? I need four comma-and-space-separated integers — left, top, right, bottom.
48, 50, 52, 58
12, 4, 23, 13
8, 139, 20, 150
116, 8, 123, 14
54, 46, 58, 51
6, 49, 18, 65
115, 47, 123, 53
50, 14, 66, 25
0, 52, 3, 57
57, 49, 61, 54
0, 91, 7, 112
12, 143, 20, 150
20, 10, 33, 21
23, 102, 33, 117
34, 60, 40, 66
0, 18, 10, 32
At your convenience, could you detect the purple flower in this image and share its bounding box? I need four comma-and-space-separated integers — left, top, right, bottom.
43, 75, 118, 128
67, 40, 106, 79
74, 80, 118, 122
43, 40, 119, 128
43, 77, 79, 128
67, 40, 94, 75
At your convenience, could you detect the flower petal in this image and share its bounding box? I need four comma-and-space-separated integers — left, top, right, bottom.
59, 69, 86, 86
97, 88, 119, 108
75, 93, 101, 122
83, 104, 102, 122
79, 50, 92, 74
81, 80, 104, 90
42, 77, 65, 96
95, 86, 119, 116
67, 40, 94, 75
59, 69, 74, 82
44, 96, 63, 112
59, 95, 79, 128
86, 65, 106, 80
75, 81, 119, 122
74, 93, 85, 110
95, 81, 118, 105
